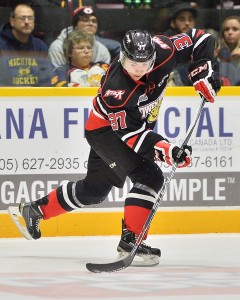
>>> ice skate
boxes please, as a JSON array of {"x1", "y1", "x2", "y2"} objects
[
  {"x1": 117, "y1": 221, "x2": 161, "y2": 266},
  {"x1": 19, "y1": 201, "x2": 44, "y2": 239},
  {"x1": 8, "y1": 198, "x2": 47, "y2": 240}
]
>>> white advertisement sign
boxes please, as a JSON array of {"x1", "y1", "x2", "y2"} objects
[
  {"x1": 0, "y1": 93, "x2": 239, "y2": 209},
  {"x1": 0, "y1": 96, "x2": 91, "y2": 174},
  {"x1": 156, "y1": 96, "x2": 238, "y2": 173}
]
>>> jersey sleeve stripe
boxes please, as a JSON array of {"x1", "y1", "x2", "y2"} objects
[
  {"x1": 96, "y1": 96, "x2": 108, "y2": 115},
  {"x1": 193, "y1": 33, "x2": 211, "y2": 51},
  {"x1": 191, "y1": 28, "x2": 197, "y2": 38},
  {"x1": 92, "y1": 106, "x2": 106, "y2": 120},
  {"x1": 134, "y1": 130, "x2": 151, "y2": 153},
  {"x1": 121, "y1": 123, "x2": 146, "y2": 142}
]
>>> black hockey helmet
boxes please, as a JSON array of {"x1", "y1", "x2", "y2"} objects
[{"x1": 121, "y1": 29, "x2": 155, "y2": 62}]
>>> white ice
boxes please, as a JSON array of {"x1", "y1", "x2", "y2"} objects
[{"x1": 0, "y1": 234, "x2": 240, "y2": 300}]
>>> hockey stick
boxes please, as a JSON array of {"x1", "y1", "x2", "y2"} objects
[{"x1": 86, "y1": 97, "x2": 206, "y2": 273}]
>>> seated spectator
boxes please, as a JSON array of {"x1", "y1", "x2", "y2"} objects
[
  {"x1": 163, "y1": 2, "x2": 198, "y2": 86},
  {"x1": 52, "y1": 31, "x2": 109, "y2": 87},
  {"x1": 71, "y1": 6, "x2": 120, "y2": 61},
  {"x1": 0, "y1": 3, "x2": 52, "y2": 86},
  {"x1": 217, "y1": 15, "x2": 240, "y2": 86},
  {"x1": 49, "y1": 6, "x2": 120, "y2": 67},
  {"x1": 219, "y1": 16, "x2": 240, "y2": 67},
  {"x1": 164, "y1": 2, "x2": 197, "y2": 36}
]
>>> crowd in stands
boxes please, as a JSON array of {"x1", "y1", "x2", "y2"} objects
[{"x1": 0, "y1": 1, "x2": 239, "y2": 87}]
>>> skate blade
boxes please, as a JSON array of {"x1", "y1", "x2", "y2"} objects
[
  {"x1": 7, "y1": 206, "x2": 33, "y2": 240},
  {"x1": 117, "y1": 251, "x2": 159, "y2": 267}
]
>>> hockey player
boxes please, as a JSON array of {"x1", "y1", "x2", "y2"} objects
[{"x1": 13, "y1": 29, "x2": 220, "y2": 265}]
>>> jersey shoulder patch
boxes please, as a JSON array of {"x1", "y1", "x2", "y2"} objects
[
  {"x1": 153, "y1": 36, "x2": 171, "y2": 50},
  {"x1": 103, "y1": 89, "x2": 126, "y2": 101}
]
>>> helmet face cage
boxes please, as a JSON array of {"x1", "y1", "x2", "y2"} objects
[{"x1": 122, "y1": 30, "x2": 156, "y2": 62}]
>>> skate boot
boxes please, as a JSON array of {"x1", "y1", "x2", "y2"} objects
[
  {"x1": 19, "y1": 198, "x2": 47, "y2": 240},
  {"x1": 117, "y1": 220, "x2": 161, "y2": 266}
]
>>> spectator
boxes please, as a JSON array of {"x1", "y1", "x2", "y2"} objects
[
  {"x1": 218, "y1": 16, "x2": 240, "y2": 86},
  {"x1": 52, "y1": 31, "x2": 109, "y2": 87},
  {"x1": 164, "y1": 2, "x2": 198, "y2": 86},
  {"x1": 72, "y1": 6, "x2": 121, "y2": 60},
  {"x1": 0, "y1": 3, "x2": 52, "y2": 86},
  {"x1": 49, "y1": 6, "x2": 120, "y2": 67},
  {"x1": 164, "y1": 2, "x2": 198, "y2": 36},
  {"x1": 219, "y1": 16, "x2": 240, "y2": 67}
]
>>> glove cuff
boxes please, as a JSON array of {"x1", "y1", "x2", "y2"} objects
[
  {"x1": 188, "y1": 59, "x2": 212, "y2": 73},
  {"x1": 188, "y1": 59, "x2": 213, "y2": 81}
]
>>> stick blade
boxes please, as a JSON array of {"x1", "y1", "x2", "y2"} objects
[
  {"x1": 7, "y1": 206, "x2": 33, "y2": 240},
  {"x1": 86, "y1": 254, "x2": 133, "y2": 273}
]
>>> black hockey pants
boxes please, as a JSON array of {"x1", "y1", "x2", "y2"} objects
[{"x1": 75, "y1": 127, "x2": 164, "y2": 206}]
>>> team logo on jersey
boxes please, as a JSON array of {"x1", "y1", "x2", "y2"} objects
[
  {"x1": 148, "y1": 98, "x2": 163, "y2": 123},
  {"x1": 139, "y1": 97, "x2": 162, "y2": 121},
  {"x1": 152, "y1": 37, "x2": 171, "y2": 50},
  {"x1": 137, "y1": 93, "x2": 148, "y2": 105},
  {"x1": 104, "y1": 89, "x2": 125, "y2": 100}
]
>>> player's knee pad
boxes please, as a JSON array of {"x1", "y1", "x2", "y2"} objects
[
  {"x1": 75, "y1": 179, "x2": 111, "y2": 205},
  {"x1": 129, "y1": 159, "x2": 164, "y2": 193}
]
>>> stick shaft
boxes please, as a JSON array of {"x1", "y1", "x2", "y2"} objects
[{"x1": 131, "y1": 97, "x2": 206, "y2": 256}]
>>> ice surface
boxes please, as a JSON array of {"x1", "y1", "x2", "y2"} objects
[{"x1": 0, "y1": 234, "x2": 240, "y2": 299}]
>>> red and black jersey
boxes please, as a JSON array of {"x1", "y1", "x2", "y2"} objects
[{"x1": 85, "y1": 29, "x2": 215, "y2": 154}]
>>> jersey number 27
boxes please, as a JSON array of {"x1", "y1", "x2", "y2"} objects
[{"x1": 108, "y1": 111, "x2": 127, "y2": 130}]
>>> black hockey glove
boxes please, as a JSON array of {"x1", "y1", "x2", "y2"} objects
[
  {"x1": 154, "y1": 140, "x2": 192, "y2": 168},
  {"x1": 188, "y1": 59, "x2": 221, "y2": 103}
]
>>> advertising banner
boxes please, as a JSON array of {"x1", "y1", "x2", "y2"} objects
[{"x1": 0, "y1": 90, "x2": 239, "y2": 210}]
